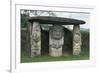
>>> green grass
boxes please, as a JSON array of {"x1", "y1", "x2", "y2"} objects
[
  {"x1": 21, "y1": 48, "x2": 89, "y2": 63},
  {"x1": 21, "y1": 55, "x2": 89, "y2": 63}
]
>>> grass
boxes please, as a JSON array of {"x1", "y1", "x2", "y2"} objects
[{"x1": 21, "y1": 48, "x2": 89, "y2": 63}]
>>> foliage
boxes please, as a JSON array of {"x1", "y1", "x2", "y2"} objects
[
  {"x1": 21, "y1": 14, "x2": 29, "y2": 28},
  {"x1": 81, "y1": 30, "x2": 89, "y2": 49}
]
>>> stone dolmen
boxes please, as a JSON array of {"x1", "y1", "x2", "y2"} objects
[{"x1": 27, "y1": 16, "x2": 85, "y2": 57}]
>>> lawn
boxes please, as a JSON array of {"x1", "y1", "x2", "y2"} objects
[{"x1": 21, "y1": 48, "x2": 89, "y2": 63}]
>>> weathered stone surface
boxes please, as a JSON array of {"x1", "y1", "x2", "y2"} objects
[
  {"x1": 73, "y1": 25, "x2": 81, "y2": 55},
  {"x1": 29, "y1": 16, "x2": 85, "y2": 25},
  {"x1": 31, "y1": 22, "x2": 41, "y2": 57},
  {"x1": 49, "y1": 25, "x2": 64, "y2": 56}
]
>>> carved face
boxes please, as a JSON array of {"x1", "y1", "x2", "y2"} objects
[
  {"x1": 74, "y1": 33, "x2": 80, "y2": 43},
  {"x1": 50, "y1": 25, "x2": 64, "y2": 40}
]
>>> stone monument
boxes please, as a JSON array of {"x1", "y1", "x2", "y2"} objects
[
  {"x1": 73, "y1": 25, "x2": 81, "y2": 55},
  {"x1": 31, "y1": 22, "x2": 41, "y2": 57},
  {"x1": 49, "y1": 25, "x2": 64, "y2": 56},
  {"x1": 28, "y1": 16, "x2": 85, "y2": 57}
]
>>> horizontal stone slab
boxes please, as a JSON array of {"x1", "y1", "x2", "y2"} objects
[{"x1": 28, "y1": 16, "x2": 85, "y2": 25}]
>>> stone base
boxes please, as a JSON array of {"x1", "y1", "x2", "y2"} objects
[
  {"x1": 73, "y1": 48, "x2": 81, "y2": 55},
  {"x1": 49, "y1": 47, "x2": 62, "y2": 57},
  {"x1": 31, "y1": 49, "x2": 41, "y2": 57}
]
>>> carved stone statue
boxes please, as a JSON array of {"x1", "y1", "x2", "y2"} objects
[
  {"x1": 49, "y1": 25, "x2": 64, "y2": 56},
  {"x1": 31, "y1": 22, "x2": 41, "y2": 57},
  {"x1": 73, "y1": 25, "x2": 81, "y2": 55}
]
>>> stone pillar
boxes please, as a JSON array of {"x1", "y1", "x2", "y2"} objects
[
  {"x1": 73, "y1": 25, "x2": 81, "y2": 55},
  {"x1": 49, "y1": 25, "x2": 64, "y2": 56},
  {"x1": 31, "y1": 22, "x2": 41, "y2": 57}
]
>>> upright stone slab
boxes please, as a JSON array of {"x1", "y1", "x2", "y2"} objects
[
  {"x1": 31, "y1": 22, "x2": 41, "y2": 57},
  {"x1": 49, "y1": 25, "x2": 64, "y2": 56},
  {"x1": 73, "y1": 25, "x2": 81, "y2": 55}
]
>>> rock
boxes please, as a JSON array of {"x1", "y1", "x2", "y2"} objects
[
  {"x1": 31, "y1": 22, "x2": 41, "y2": 57},
  {"x1": 73, "y1": 25, "x2": 81, "y2": 55},
  {"x1": 49, "y1": 25, "x2": 64, "y2": 56}
]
